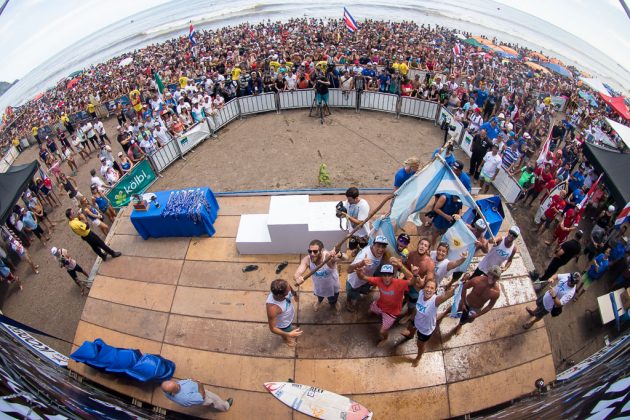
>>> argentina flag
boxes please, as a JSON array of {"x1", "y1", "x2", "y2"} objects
[{"x1": 441, "y1": 219, "x2": 476, "y2": 273}]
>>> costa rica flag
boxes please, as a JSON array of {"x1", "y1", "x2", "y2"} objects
[
  {"x1": 189, "y1": 22, "x2": 197, "y2": 46},
  {"x1": 453, "y1": 43, "x2": 462, "y2": 56},
  {"x1": 343, "y1": 7, "x2": 359, "y2": 33},
  {"x1": 615, "y1": 201, "x2": 630, "y2": 227}
]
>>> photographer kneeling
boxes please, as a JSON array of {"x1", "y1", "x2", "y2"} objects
[{"x1": 337, "y1": 187, "x2": 371, "y2": 259}]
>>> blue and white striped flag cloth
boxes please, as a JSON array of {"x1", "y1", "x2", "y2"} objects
[{"x1": 441, "y1": 218, "x2": 476, "y2": 273}]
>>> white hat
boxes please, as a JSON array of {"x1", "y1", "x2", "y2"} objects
[
  {"x1": 608, "y1": 205, "x2": 616, "y2": 212},
  {"x1": 374, "y1": 235, "x2": 389, "y2": 245},
  {"x1": 506, "y1": 123, "x2": 513, "y2": 130},
  {"x1": 474, "y1": 219, "x2": 487, "y2": 230},
  {"x1": 509, "y1": 226, "x2": 521, "y2": 237},
  {"x1": 380, "y1": 264, "x2": 394, "y2": 274},
  {"x1": 524, "y1": 132, "x2": 531, "y2": 139},
  {"x1": 50, "y1": 247, "x2": 59, "y2": 256},
  {"x1": 498, "y1": 113, "x2": 505, "y2": 119}
]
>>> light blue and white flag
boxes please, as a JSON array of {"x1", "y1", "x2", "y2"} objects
[
  {"x1": 441, "y1": 218, "x2": 476, "y2": 273},
  {"x1": 390, "y1": 156, "x2": 477, "y2": 229}
]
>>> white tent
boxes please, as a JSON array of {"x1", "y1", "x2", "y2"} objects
[
  {"x1": 580, "y1": 77, "x2": 610, "y2": 96},
  {"x1": 606, "y1": 118, "x2": 630, "y2": 149}
]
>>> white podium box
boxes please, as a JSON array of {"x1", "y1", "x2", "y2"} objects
[{"x1": 236, "y1": 195, "x2": 347, "y2": 254}]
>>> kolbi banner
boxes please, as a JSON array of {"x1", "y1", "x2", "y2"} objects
[{"x1": 106, "y1": 159, "x2": 157, "y2": 208}]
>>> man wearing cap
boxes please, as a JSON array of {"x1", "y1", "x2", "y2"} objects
[
  {"x1": 452, "y1": 265, "x2": 502, "y2": 333},
  {"x1": 355, "y1": 260, "x2": 417, "y2": 346},
  {"x1": 468, "y1": 107, "x2": 484, "y2": 132},
  {"x1": 450, "y1": 161, "x2": 471, "y2": 192},
  {"x1": 153, "y1": 124, "x2": 172, "y2": 147},
  {"x1": 479, "y1": 118, "x2": 501, "y2": 141},
  {"x1": 469, "y1": 219, "x2": 491, "y2": 254},
  {"x1": 472, "y1": 226, "x2": 519, "y2": 277},
  {"x1": 394, "y1": 157, "x2": 420, "y2": 191},
  {"x1": 346, "y1": 235, "x2": 388, "y2": 312},
  {"x1": 266, "y1": 279, "x2": 302, "y2": 347},
  {"x1": 51, "y1": 247, "x2": 90, "y2": 295},
  {"x1": 294, "y1": 240, "x2": 341, "y2": 313},
  {"x1": 523, "y1": 272, "x2": 579, "y2": 329},
  {"x1": 469, "y1": 129, "x2": 491, "y2": 180},
  {"x1": 66, "y1": 208, "x2": 121, "y2": 260}
]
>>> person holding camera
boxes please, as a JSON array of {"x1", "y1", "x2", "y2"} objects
[
  {"x1": 339, "y1": 187, "x2": 371, "y2": 258},
  {"x1": 313, "y1": 71, "x2": 331, "y2": 107},
  {"x1": 523, "y1": 272, "x2": 580, "y2": 329},
  {"x1": 51, "y1": 246, "x2": 90, "y2": 295}
]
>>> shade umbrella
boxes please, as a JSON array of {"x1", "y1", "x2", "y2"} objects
[
  {"x1": 524, "y1": 61, "x2": 551, "y2": 75},
  {"x1": 498, "y1": 45, "x2": 519, "y2": 57},
  {"x1": 119, "y1": 57, "x2": 133, "y2": 67},
  {"x1": 66, "y1": 78, "x2": 79, "y2": 90},
  {"x1": 68, "y1": 70, "x2": 83, "y2": 78},
  {"x1": 33, "y1": 92, "x2": 44, "y2": 101},
  {"x1": 529, "y1": 52, "x2": 547, "y2": 61},
  {"x1": 464, "y1": 38, "x2": 482, "y2": 47}
]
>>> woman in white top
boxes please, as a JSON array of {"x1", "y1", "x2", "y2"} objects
[
  {"x1": 265, "y1": 279, "x2": 302, "y2": 347},
  {"x1": 401, "y1": 279, "x2": 455, "y2": 367}
]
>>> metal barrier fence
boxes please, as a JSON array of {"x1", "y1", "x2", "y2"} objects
[
  {"x1": 238, "y1": 92, "x2": 277, "y2": 116},
  {"x1": 328, "y1": 89, "x2": 357, "y2": 109},
  {"x1": 214, "y1": 99, "x2": 240, "y2": 130},
  {"x1": 400, "y1": 97, "x2": 440, "y2": 120},
  {"x1": 278, "y1": 89, "x2": 314, "y2": 109},
  {"x1": 148, "y1": 139, "x2": 180, "y2": 173},
  {"x1": 0, "y1": 146, "x2": 19, "y2": 173},
  {"x1": 359, "y1": 91, "x2": 399, "y2": 114}
]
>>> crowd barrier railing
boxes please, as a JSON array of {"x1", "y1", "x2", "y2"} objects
[
  {"x1": 328, "y1": 89, "x2": 357, "y2": 109},
  {"x1": 0, "y1": 146, "x2": 19, "y2": 173},
  {"x1": 400, "y1": 97, "x2": 440, "y2": 121},
  {"x1": 214, "y1": 99, "x2": 240, "y2": 130},
  {"x1": 148, "y1": 139, "x2": 180, "y2": 173},
  {"x1": 238, "y1": 92, "x2": 277, "y2": 116},
  {"x1": 359, "y1": 91, "x2": 399, "y2": 114},
  {"x1": 278, "y1": 89, "x2": 314, "y2": 110}
]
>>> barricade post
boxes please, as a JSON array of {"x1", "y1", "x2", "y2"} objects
[
  {"x1": 328, "y1": 89, "x2": 357, "y2": 109},
  {"x1": 278, "y1": 90, "x2": 314, "y2": 110}
]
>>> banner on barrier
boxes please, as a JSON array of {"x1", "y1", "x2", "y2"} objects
[
  {"x1": 279, "y1": 89, "x2": 314, "y2": 109},
  {"x1": 492, "y1": 168, "x2": 521, "y2": 203},
  {"x1": 106, "y1": 159, "x2": 156, "y2": 208},
  {"x1": 1, "y1": 323, "x2": 68, "y2": 367},
  {"x1": 177, "y1": 121, "x2": 211, "y2": 155}
]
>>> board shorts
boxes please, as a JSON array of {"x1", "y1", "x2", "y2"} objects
[
  {"x1": 346, "y1": 281, "x2": 372, "y2": 301},
  {"x1": 416, "y1": 330, "x2": 433, "y2": 342},
  {"x1": 280, "y1": 324, "x2": 295, "y2": 333},
  {"x1": 459, "y1": 302, "x2": 479, "y2": 325},
  {"x1": 480, "y1": 171, "x2": 494, "y2": 183},
  {"x1": 532, "y1": 295, "x2": 549, "y2": 318},
  {"x1": 369, "y1": 300, "x2": 397, "y2": 330},
  {"x1": 405, "y1": 288, "x2": 420, "y2": 304},
  {"x1": 315, "y1": 92, "x2": 329, "y2": 104}
]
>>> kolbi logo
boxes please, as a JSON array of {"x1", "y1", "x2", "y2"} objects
[
  {"x1": 123, "y1": 170, "x2": 150, "y2": 194},
  {"x1": 114, "y1": 191, "x2": 127, "y2": 206}
]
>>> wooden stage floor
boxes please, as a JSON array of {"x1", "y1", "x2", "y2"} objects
[{"x1": 69, "y1": 194, "x2": 555, "y2": 419}]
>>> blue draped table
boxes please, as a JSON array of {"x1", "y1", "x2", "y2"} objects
[{"x1": 130, "y1": 188, "x2": 219, "y2": 240}]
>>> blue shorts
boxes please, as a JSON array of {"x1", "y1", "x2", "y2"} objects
[
  {"x1": 280, "y1": 324, "x2": 295, "y2": 333},
  {"x1": 346, "y1": 281, "x2": 372, "y2": 301},
  {"x1": 316, "y1": 92, "x2": 329, "y2": 104}
]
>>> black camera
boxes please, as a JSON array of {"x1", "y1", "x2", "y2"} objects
[
  {"x1": 335, "y1": 201, "x2": 348, "y2": 218},
  {"x1": 440, "y1": 116, "x2": 456, "y2": 131}
]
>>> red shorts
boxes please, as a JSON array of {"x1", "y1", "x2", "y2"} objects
[{"x1": 370, "y1": 300, "x2": 397, "y2": 330}]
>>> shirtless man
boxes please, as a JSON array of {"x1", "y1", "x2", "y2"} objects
[
  {"x1": 400, "y1": 238, "x2": 435, "y2": 323},
  {"x1": 452, "y1": 265, "x2": 502, "y2": 334},
  {"x1": 266, "y1": 279, "x2": 302, "y2": 347},
  {"x1": 294, "y1": 239, "x2": 340, "y2": 312}
]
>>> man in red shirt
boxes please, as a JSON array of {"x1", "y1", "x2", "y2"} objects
[
  {"x1": 523, "y1": 163, "x2": 553, "y2": 207},
  {"x1": 536, "y1": 189, "x2": 566, "y2": 234},
  {"x1": 356, "y1": 259, "x2": 419, "y2": 347}
]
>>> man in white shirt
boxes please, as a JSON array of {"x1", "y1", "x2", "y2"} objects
[
  {"x1": 340, "y1": 186, "x2": 370, "y2": 236},
  {"x1": 479, "y1": 144, "x2": 502, "y2": 194},
  {"x1": 153, "y1": 124, "x2": 172, "y2": 147},
  {"x1": 94, "y1": 120, "x2": 110, "y2": 145},
  {"x1": 99, "y1": 157, "x2": 113, "y2": 177},
  {"x1": 523, "y1": 272, "x2": 580, "y2": 329}
]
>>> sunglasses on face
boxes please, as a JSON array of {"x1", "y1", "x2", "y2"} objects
[{"x1": 307, "y1": 249, "x2": 320, "y2": 254}]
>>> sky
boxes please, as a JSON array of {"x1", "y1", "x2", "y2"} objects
[{"x1": 0, "y1": 0, "x2": 628, "y2": 82}]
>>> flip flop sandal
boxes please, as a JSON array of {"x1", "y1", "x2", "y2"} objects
[
  {"x1": 275, "y1": 261, "x2": 288, "y2": 274},
  {"x1": 242, "y1": 264, "x2": 258, "y2": 272}
]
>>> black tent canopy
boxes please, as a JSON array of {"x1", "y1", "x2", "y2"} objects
[
  {"x1": 0, "y1": 161, "x2": 39, "y2": 224},
  {"x1": 583, "y1": 143, "x2": 630, "y2": 206}
]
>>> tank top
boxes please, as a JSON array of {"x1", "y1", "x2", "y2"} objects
[
  {"x1": 63, "y1": 180, "x2": 77, "y2": 195},
  {"x1": 309, "y1": 255, "x2": 340, "y2": 298},
  {"x1": 477, "y1": 238, "x2": 514, "y2": 274},
  {"x1": 430, "y1": 250, "x2": 450, "y2": 284},
  {"x1": 266, "y1": 292, "x2": 294, "y2": 329},
  {"x1": 413, "y1": 290, "x2": 438, "y2": 336}
]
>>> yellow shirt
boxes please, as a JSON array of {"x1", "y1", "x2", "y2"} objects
[
  {"x1": 392, "y1": 62, "x2": 400, "y2": 72},
  {"x1": 61, "y1": 114, "x2": 69, "y2": 124},
  {"x1": 32, "y1": 127, "x2": 38, "y2": 136},
  {"x1": 399, "y1": 62, "x2": 409, "y2": 76},
  {"x1": 230, "y1": 67, "x2": 241, "y2": 80},
  {"x1": 179, "y1": 76, "x2": 188, "y2": 89},
  {"x1": 69, "y1": 218, "x2": 90, "y2": 237},
  {"x1": 12, "y1": 138, "x2": 19, "y2": 146},
  {"x1": 87, "y1": 103, "x2": 95, "y2": 113}
]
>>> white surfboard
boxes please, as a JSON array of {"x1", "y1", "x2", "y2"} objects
[
  {"x1": 534, "y1": 181, "x2": 567, "y2": 224},
  {"x1": 264, "y1": 382, "x2": 373, "y2": 420}
]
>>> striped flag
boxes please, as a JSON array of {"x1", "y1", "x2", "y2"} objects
[
  {"x1": 615, "y1": 202, "x2": 630, "y2": 227},
  {"x1": 453, "y1": 43, "x2": 462, "y2": 56},
  {"x1": 576, "y1": 173, "x2": 602, "y2": 218},
  {"x1": 188, "y1": 22, "x2": 197, "y2": 46},
  {"x1": 536, "y1": 133, "x2": 552, "y2": 166},
  {"x1": 343, "y1": 7, "x2": 359, "y2": 33}
]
